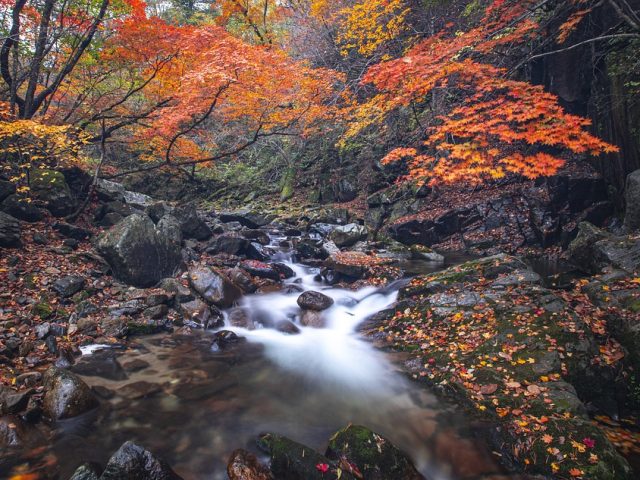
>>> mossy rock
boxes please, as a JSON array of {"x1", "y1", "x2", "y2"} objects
[
  {"x1": 30, "y1": 169, "x2": 76, "y2": 217},
  {"x1": 326, "y1": 425, "x2": 424, "y2": 480},
  {"x1": 258, "y1": 433, "x2": 355, "y2": 480},
  {"x1": 32, "y1": 301, "x2": 54, "y2": 319}
]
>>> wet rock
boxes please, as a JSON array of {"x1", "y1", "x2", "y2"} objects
[
  {"x1": 410, "y1": 245, "x2": 445, "y2": 262},
  {"x1": 624, "y1": 169, "x2": 640, "y2": 232},
  {"x1": 227, "y1": 449, "x2": 272, "y2": 480},
  {"x1": 246, "y1": 242, "x2": 269, "y2": 261},
  {"x1": 173, "y1": 203, "x2": 212, "y2": 240},
  {"x1": 99, "y1": 441, "x2": 183, "y2": 480},
  {"x1": 275, "y1": 320, "x2": 300, "y2": 335},
  {"x1": 144, "y1": 304, "x2": 169, "y2": 320},
  {"x1": 0, "y1": 415, "x2": 45, "y2": 449},
  {"x1": 122, "y1": 359, "x2": 150, "y2": 373},
  {"x1": 53, "y1": 276, "x2": 86, "y2": 297},
  {"x1": 97, "y1": 214, "x2": 182, "y2": 287},
  {"x1": 53, "y1": 221, "x2": 92, "y2": 240},
  {"x1": 71, "y1": 350, "x2": 127, "y2": 381},
  {"x1": 178, "y1": 298, "x2": 223, "y2": 329},
  {"x1": 258, "y1": 433, "x2": 355, "y2": 480},
  {"x1": 229, "y1": 267, "x2": 258, "y2": 294},
  {"x1": 300, "y1": 310, "x2": 325, "y2": 328},
  {"x1": 329, "y1": 223, "x2": 368, "y2": 247},
  {"x1": 0, "y1": 386, "x2": 31, "y2": 414},
  {"x1": 297, "y1": 291, "x2": 334, "y2": 311},
  {"x1": 207, "y1": 234, "x2": 249, "y2": 255},
  {"x1": 188, "y1": 267, "x2": 242, "y2": 308},
  {"x1": 326, "y1": 425, "x2": 424, "y2": 480},
  {"x1": 43, "y1": 367, "x2": 98, "y2": 420},
  {"x1": 295, "y1": 238, "x2": 325, "y2": 259},
  {"x1": 1, "y1": 194, "x2": 45, "y2": 222},
  {"x1": 240, "y1": 260, "x2": 280, "y2": 281},
  {"x1": 568, "y1": 223, "x2": 640, "y2": 274},
  {"x1": 211, "y1": 330, "x2": 246, "y2": 351},
  {"x1": 0, "y1": 212, "x2": 21, "y2": 248},
  {"x1": 272, "y1": 263, "x2": 295, "y2": 279},
  {"x1": 118, "y1": 381, "x2": 162, "y2": 400},
  {"x1": 69, "y1": 464, "x2": 100, "y2": 480},
  {"x1": 228, "y1": 308, "x2": 255, "y2": 330}
]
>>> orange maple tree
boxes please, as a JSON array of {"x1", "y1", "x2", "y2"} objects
[{"x1": 343, "y1": 0, "x2": 620, "y2": 185}]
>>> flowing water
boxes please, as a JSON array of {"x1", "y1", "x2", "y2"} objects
[{"x1": 10, "y1": 234, "x2": 509, "y2": 480}]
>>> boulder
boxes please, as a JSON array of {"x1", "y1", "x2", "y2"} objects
[
  {"x1": 146, "y1": 202, "x2": 172, "y2": 223},
  {"x1": 219, "y1": 210, "x2": 273, "y2": 229},
  {"x1": 246, "y1": 242, "x2": 269, "y2": 261},
  {"x1": 1, "y1": 194, "x2": 44, "y2": 222},
  {"x1": 0, "y1": 178, "x2": 16, "y2": 203},
  {"x1": 157, "y1": 278, "x2": 194, "y2": 304},
  {"x1": 99, "y1": 441, "x2": 183, "y2": 480},
  {"x1": 188, "y1": 267, "x2": 242, "y2": 308},
  {"x1": 242, "y1": 229, "x2": 270, "y2": 245},
  {"x1": 258, "y1": 433, "x2": 355, "y2": 480},
  {"x1": 297, "y1": 291, "x2": 334, "y2": 311},
  {"x1": 156, "y1": 214, "x2": 183, "y2": 247},
  {"x1": 177, "y1": 298, "x2": 223, "y2": 329},
  {"x1": 329, "y1": 223, "x2": 368, "y2": 247},
  {"x1": 240, "y1": 260, "x2": 280, "y2": 281},
  {"x1": 53, "y1": 276, "x2": 86, "y2": 297},
  {"x1": 211, "y1": 330, "x2": 246, "y2": 351},
  {"x1": 326, "y1": 425, "x2": 424, "y2": 480},
  {"x1": 173, "y1": 203, "x2": 212, "y2": 240},
  {"x1": 272, "y1": 262, "x2": 295, "y2": 279},
  {"x1": 53, "y1": 221, "x2": 92, "y2": 240},
  {"x1": 229, "y1": 268, "x2": 257, "y2": 293},
  {"x1": 69, "y1": 464, "x2": 100, "y2": 480},
  {"x1": 0, "y1": 212, "x2": 21, "y2": 247},
  {"x1": 567, "y1": 222, "x2": 608, "y2": 273},
  {"x1": 227, "y1": 449, "x2": 272, "y2": 480},
  {"x1": 624, "y1": 169, "x2": 640, "y2": 232},
  {"x1": 95, "y1": 201, "x2": 135, "y2": 226},
  {"x1": 97, "y1": 214, "x2": 182, "y2": 287},
  {"x1": 30, "y1": 168, "x2": 76, "y2": 217},
  {"x1": 96, "y1": 179, "x2": 153, "y2": 208},
  {"x1": 42, "y1": 367, "x2": 98, "y2": 420},
  {"x1": 207, "y1": 234, "x2": 249, "y2": 255},
  {"x1": 568, "y1": 222, "x2": 640, "y2": 274},
  {"x1": 276, "y1": 320, "x2": 301, "y2": 335}
]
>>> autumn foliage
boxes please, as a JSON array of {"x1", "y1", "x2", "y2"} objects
[
  {"x1": 343, "y1": 0, "x2": 619, "y2": 185},
  {"x1": 0, "y1": 0, "x2": 622, "y2": 187}
]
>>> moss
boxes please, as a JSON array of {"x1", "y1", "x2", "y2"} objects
[
  {"x1": 32, "y1": 301, "x2": 54, "y2": 319},
  {"x1": 326, "y1": 425, "x2": 423, "y2": 480}
]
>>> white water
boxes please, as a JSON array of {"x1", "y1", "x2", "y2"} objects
[{"x1": 228, "y1": 261, "x2": 401, "y2": 394}]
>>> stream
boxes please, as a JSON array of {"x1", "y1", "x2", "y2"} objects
[{"x1": 39, "y1": 233, "x2": 507, "y2": 480}]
